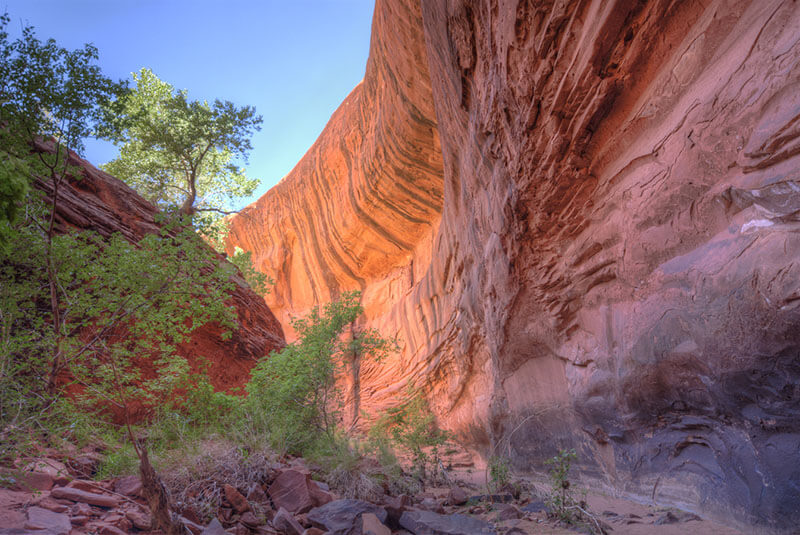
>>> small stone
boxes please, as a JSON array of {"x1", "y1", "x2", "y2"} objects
[
  {"x1": 126, "y1": 507, "x2": 152, "y2": 530},
  {"x1": 273, "y1": 507, "x2": 304, "y2": 535},
  {"x1": 302, "y1": 528, "x2": 325, "y2": 535},
  {"x1": 241, "y1": 511, "x2": 262, "y2": 527},
  {"x1": 493, "y1": 503, "x2": 522, "y2": 521},
  {"x1": 51, "y1": 486, "x2": 120, "y2": 508},
  {"x1": 361, "y1": 512, "x2": 391, "y2": 535},
  {"x1": 247, "y1": 482, "x2": 269, "y2": 503},
  {"x1": 224, "y1": 483, "x2": 251, "y2": 513},
  {"x1": 201, "y1": 517, "x2": 229, "y2": 535},
  {"x1": 446, "y1": 486, "x2": 468, "y2": 506},
  {"x1": 32, "y1": 495, "x2": 70, "y2": 513},
  {"x1": 419, "y1": 497, "x2": 444, "y2": 513},
  {"x1": 25, "y1": 506, "x2": 71, "y2": 535},
  {"x1": 98, "y1": 523, "x2": 129, "y2": 535},
  {"x1": 71, "y1": 502, "x2": 93, "y2": 516},
  {"x1": 71, "y1": 515, "x2": 90, "y2": 526},
  {"x1": 114, "y1": 475, "x2": 143, "y2": 497}
]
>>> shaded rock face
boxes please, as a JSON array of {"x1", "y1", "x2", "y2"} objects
[
  {"x1": 229, "y1": 0, "x2": 800, "y2": 529},
  {"x1": 38, "y1": 149, "x2": 285, "y2": 398}
]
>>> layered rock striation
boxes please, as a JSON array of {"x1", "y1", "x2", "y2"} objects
[
  {"x1": 229, "y1": 0, "x2": 800, "y2": 529},
  {"x1": 38, "y1": 148, "x2": 285, "y2": 396}
]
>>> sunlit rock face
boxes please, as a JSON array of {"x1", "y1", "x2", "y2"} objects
[
  {"x1": 39, "y1": 148, "x2": 285, "y2": 397},
  {"x1": 229, "y1": 0, "x2": 800, "y2": 528}
]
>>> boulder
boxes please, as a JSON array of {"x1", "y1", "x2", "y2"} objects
[
  {"x1": 307, "y1": 499, "x2": 388, "y2": 535},
  {"x1": 361, "y1": 512, "x2": 391, "y2": 535},
  {"x1": 398, "y1": 510, "x2": 494, "y2": 535},
  {"x1": 273, "y1": 507, "x2": 304, "y2": 535},
  {"x1": 445, "y1": 487, "x2": 467, "y2": 506},
  {"x1": 50, "y1": 487, "x2": 119, "y2": 508},
  {"x1": 24, "y1": 506, "x2": 71, "y2": 535},
  {"x1": 268, "y1": 470, "x2": 314, "y2": 514}
]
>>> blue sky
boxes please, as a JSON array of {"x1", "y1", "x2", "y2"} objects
[{"x1": 2, "y1": 0, "x2": 374, "y2": 208}]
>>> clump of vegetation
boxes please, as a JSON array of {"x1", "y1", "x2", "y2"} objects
[
  {"x1": 545, "y1": 448, "x2": 605, "y2": 533},
  {"x1": 368, "y1": 386, "x2": 449, "y2": 484},
  {"x1": 545, "y1": 448, "x2": 579, "y2": 522},
  {"x1": 488, "y1": 454, "x2": 511, "y2": 493},
  {"x1": 245, "y1": 290, "x2": 395, "y2": 457}
]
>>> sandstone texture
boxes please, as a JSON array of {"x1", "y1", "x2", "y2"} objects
[
  {"x1": 228, "y1": 0, "x2": 800, "y2": 530},
  {"x1": 37, "y1": 148, "x2": 285, "y2": 399}
]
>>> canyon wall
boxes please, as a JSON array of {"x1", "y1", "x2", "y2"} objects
[
  {"x1": 39, "y1": 148, "x2": 285, "y2": 396},
  {"x1": 228, "y1": 0, "x2": 800, "y2": 530}
]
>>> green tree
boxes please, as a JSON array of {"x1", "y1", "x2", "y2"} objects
[
  {"x1": 246, "y1": 291, "x2": 395, "y2": 455},
  {"x1": 99, "y1": 68, "x2": 262, "y2": 219},
  {"x1": 0, "y1": 11, "x2": 127, "y2": 392}
]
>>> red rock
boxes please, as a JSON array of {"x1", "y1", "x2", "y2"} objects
[
  {"x1": 493, "y1": 504, "x2": 522, "y2": 521},
  {"x1": 71, "y1": 515, "x2": 90, "y2": 526},
  {"x1": 51, "y1": 486, "x2": 120, "y2": 508},
  {"x1": 307, "y1": 480, "x2": 333, "y2": 508},
  {"x1": 272, "y1": 507, "x2": 304, "y2": 535},
  {"x1": 226, "y1": 0, "x2": 800, "y2": 531},
  {"x1": 240, "y1": 511, "x2": 262, "y2": 527},
  {"x1": 67, "y1": 479, "x2": 106, "y2": 492},
  {"x1": 6, "y1": 471, "x2": 54, "y2": 492},
  {"x1": 24, "y1": 458, "x2": 69, "y2": 478},
  {"x1": 446, "y1": 487, "x2": 468, "y2": 506},
  {"x1": 114, "y1": 475, "x2": 143, "y2": 497},
  {"x1": 361, "y1": 512, "x2": 391, "y2": 535},
  {"x1": 125, "y1": 507, "x2": 151, "y2": 530},
  {"x1": 98, "y1": 523, "x2": 128, "y2": 535},
  {"x1": 200, "y1": 517, "x2": 228, "y2": 535},
  {"x1": 247, "y1": 482, "x2": 269, "y2": 504},
  {"x1": 301, "y1": 529, "x2": 325, "y2": 535},
  {"x1": 268, "y1": 470, "x2": 314, "y2": 514},
  {"x1": 25, "y1": 506, "x2": 71, "y2": 535},
  {"x1": 224, "y1": 483, "x2": 251, "y2": 513},
  {"x1": 32, "y1": 495, "x2": 70, "y2": 513},
  {"x1": 71, "y1": 502, "x2": 94, "y2": 516}
]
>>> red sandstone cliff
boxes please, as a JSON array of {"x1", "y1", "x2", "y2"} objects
[
  {"x1": 38, "y1": 148, "x2": 285, "y2": 396},
  {"x1": 229, "y1": 0, "x2": 800, "y2": 529}
]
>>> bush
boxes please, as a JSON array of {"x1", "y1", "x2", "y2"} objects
[
  {"x1": 245, "y1": 291, "x2": 394, "y2": 456},
  {"x1": 369, "y1": 386, "x2": 448, "y2": 482}
]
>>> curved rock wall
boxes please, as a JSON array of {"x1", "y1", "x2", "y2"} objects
[{"x1": 229, "y1": 0, "x2": 800, "y2": 529}]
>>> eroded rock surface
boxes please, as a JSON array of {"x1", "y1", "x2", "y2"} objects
[{"x1": 229, "y1": 0, "x2": 800, "y2": 529}]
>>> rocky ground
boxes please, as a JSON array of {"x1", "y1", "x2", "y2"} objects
[{"x1": 0, "y1": 447, "x2": 746, "y2": 535}]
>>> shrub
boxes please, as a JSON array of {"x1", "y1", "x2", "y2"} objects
[
  {"x1": 545, "y1": 448, "x2": 580, "y2": 522},
  {"x1": 245, "y1": 291, "x2": 394, "y2": 455},
  {"x1": 369, "y1": 386, "x2": 448, "y2": 482}
]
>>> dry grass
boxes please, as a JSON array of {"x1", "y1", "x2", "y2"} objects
[{"x1": 154, "y1": 437, "x2": 278, "y2": 522}]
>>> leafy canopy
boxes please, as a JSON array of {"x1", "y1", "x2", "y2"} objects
[
  {"x1": 0, "y1": 11, "x2": 126, "y2": 242},
  {"x1": 99, "y1": 68, "x2": 262, "y2": 218}
]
